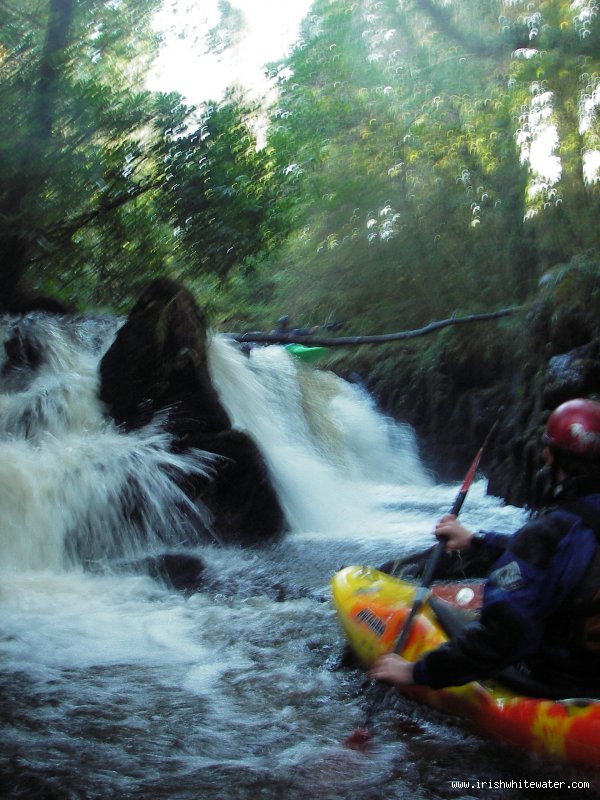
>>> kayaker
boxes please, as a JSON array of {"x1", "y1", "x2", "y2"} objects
[
  {"x1": 370, "y1": 398, "x2": 600, "y2": 697},
  {"x1": 272, "y1": 315, "x2": 291, "y2": 334},
  {"x1": 271, "y1": 314, "x2": 319, "y2": 337}
]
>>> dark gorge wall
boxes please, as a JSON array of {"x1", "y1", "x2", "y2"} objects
[{"x1": 332, "y1": 257, "x2": 600, "y2": 509}]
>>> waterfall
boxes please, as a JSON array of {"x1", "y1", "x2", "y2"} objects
[
  {"x1": 0, "y1": 313, "x2": 430, "y2": 572},
  {"x1": 208, "y1": 339, "x2": 430, "y2": 533}
]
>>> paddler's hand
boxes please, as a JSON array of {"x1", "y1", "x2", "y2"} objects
[
  {"x1": 369, "y1": 654, "x2": 415, "y2": 686},
  {"x1": 435, "y1": 514, "x2": 474, "y2": 551}
]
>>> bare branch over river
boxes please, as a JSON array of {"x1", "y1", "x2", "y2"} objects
[{"x1": 229, "y1": 307, "x2": 521, "y2": 347}]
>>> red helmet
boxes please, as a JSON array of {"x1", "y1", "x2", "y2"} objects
[{"x1": 544, "y1": 399, "x2": 600, "y2": 459}]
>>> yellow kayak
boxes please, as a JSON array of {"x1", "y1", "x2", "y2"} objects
[{"x1": 332, "y1": 565, "x2": 600, "y2": 768}]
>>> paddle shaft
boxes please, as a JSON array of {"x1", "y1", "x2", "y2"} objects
[
  {"x1": 343, "y1": 422, "x2": 499, "y2": 746},
  {"x1": 392, "y1": 419, "x2": 498, "y2": 655}
]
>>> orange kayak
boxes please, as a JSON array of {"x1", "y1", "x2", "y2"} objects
[{"x1": 331, "y1": 565, "x2": 600, "y2": 768}]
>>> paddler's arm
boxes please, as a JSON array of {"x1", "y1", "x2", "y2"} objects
[
  {"x1": 435, "y1": 514, "x2": 510, "y2": 559},
  {"x1": 369, "y1": 591, "x2": 529, "y2": 689},
  {"x1": 368, "y1": 598, "x2": 526, "y2": 688},
  {"x1": 369, "y1": 653, "x2": 415, "y2": 684},
  {"x1": 368, "y1": 516, "x2": 521, "y2": 689},
  {"x1": 372, "y1": 513, "x2": 581, "y2": 690}
]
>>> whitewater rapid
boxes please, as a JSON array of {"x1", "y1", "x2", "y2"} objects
[{"x1": 3, "y1": 312, "x2": 592, "y2": 800}]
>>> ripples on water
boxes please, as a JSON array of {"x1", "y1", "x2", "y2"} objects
[{"x1": 1, "y1": 314, "x2": 599, "y2": 799}]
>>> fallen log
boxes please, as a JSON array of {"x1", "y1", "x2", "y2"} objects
[{"x1": 227, "y1": 306, "x2": 521, "y2": 347}]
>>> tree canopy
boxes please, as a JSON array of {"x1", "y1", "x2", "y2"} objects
[
  {"x1": 0, "y1": 0, "x2": 598, "y2": 328},
  {"x1": 0, "y1": 0, "x2": 282, "y2": 312},
  {"x1": 251, "y1": 0, "x2": 600, "y2": 332}
]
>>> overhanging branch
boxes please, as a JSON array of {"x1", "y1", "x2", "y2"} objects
[
  {"x1": 45, "y1": 180, "x2": 160, "y2": 244},
  {"x1": 229, "y1": 307, "x2": 521, "y2": 347}
]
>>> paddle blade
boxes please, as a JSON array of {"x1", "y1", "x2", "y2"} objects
[{"x1": 342, "y1": 726, "x2": 372, "y2": 749}]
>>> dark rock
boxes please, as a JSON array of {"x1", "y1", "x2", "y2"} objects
[
  {"x1": 179, "y1": 428, "x2": 287, "y2": 546},
  {"x1": 143, "y1": 552, "x2": 206, "y2": 592},
  {"x1": 543, "y1": 342, "x2": 600, "y2": 408},
  {"x1": 2, "y1": 320, "x2": 45, "y2": 375},
  {"x1": 99, "y1": 278, "x2": 286, "y2": 545},
  {"x1": 99, "y1": 278, "x2": 231, "y2": 434},
  {"x1": 8, "y1": 294, "x2": 73, "y2": 315},
  {"x1": 344, "y1": 292, "x2": 600, "y2": 511}
]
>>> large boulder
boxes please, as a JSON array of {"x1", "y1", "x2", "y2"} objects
[
  {"x1": 99, "y1": 278, "x2": 230, "y2": 433},
  {"x1": 99, "y1": 278, "x2": 286, "y2": 545}
]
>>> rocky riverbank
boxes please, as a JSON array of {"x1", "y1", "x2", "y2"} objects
[{"x1": 329, "y1": 253, "x2": 600, "y2": 509}]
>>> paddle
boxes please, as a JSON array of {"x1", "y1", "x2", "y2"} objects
[{"x1": 343, "y1": 421, "x2": 498, "y2": 749}]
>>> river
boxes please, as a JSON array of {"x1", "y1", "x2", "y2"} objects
[{"x1": 1, "y1": 313, "x2": 599, "y2": 800}]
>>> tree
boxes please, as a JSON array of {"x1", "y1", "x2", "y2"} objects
[
  {"x1": 408, "y1": 0, "x2": 600, "y2": 246},
  {"x1": 0, "y1": 1, "x2": 292, "y2": 312},
  {"x1": 251, "y1": 0, "x2": 599, "y2": 333},
  {"x1": 0, "y1": 0, "x2": 76, "y2": 304},
  {"x1": 157, "y1": 92, "x2": 287, "y2": 283},
  {"x1": 0, "y1": 0, "x2": 169, "y2": 310},
  {"x1": 2, "y1": 0, "x2": 597, "y2": 324}
]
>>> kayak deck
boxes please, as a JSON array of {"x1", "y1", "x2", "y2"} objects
[{"x1": 331, "y1": 565, "x2": 600, "y2": 767}]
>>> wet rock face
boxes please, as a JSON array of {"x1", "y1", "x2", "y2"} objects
[
  {"x1": 363, "y1": 300, "x2": 600, "y2": 511},
  {"x1": 543, "y1": 342, "x2": 600, "y2": 409},
  {"x1": 99, "y1": 278, "x2": 286, "y2": 545},
  {"x1": 99, "y1": 277, "x2": 231, "y2": 434},
  {"x1": 143, "y1": 552, "x2": 206, "y2": 593},
  {"x1": 484, "y1": 339, "x2": 600, "y2": 509}
]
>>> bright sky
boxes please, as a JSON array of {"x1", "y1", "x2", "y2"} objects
[{"x1": 150, "y1": 0, "x2": 313, "y2": 105}]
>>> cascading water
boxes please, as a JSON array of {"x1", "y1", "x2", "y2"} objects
[
  {"x1": 1, "y1": 314, "x2": 595, "y2": 800},
  {"x1": 208, "y1": 339, "x2": 429, "y2": 535},
  {"x1": 0, "y1": 314, "x2": 217, "y2": 570}
]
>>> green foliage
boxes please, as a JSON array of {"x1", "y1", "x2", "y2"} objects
[
  {"x1": 0, "y1": 0, "x2": 599, "y2": 333},
  {"x1": 205, "y1": 0, "x2": 247, "y2": 56},
  {"x1": 537, "y1": 252, "x2": 600, "y2": 350},
  {"x1": 0, "y1": 0, "x2": 166, "y2": 308},
  {"x1": 246, "y1": 0, "x2": 600, "y2": 338},
  {"x1": 157, "y1": 92, "x2": 288, "y2": 284},
  {"x1": 0, "y1": 1, "x2": 286, "y2": 312},
  {"x1": 259, "y1": 0, "x2": 520, "y2": 330}
]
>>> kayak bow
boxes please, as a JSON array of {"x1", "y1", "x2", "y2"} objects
[{"x1": 284, "y1": 343, "x2": 328, "y2": 363}]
